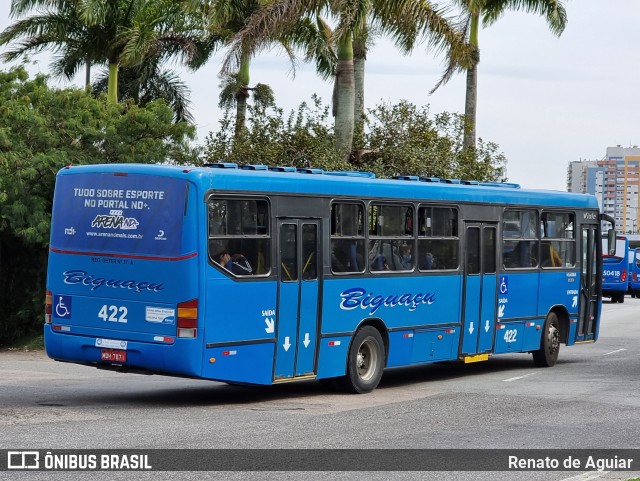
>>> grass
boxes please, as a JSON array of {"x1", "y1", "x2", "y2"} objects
[{"x1": 5, "y1": 332, "x2": 45, "y2": 351}]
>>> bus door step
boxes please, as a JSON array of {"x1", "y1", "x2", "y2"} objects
[{"x1": 462, "y1": 354, "x2": 489, "y2": 363}]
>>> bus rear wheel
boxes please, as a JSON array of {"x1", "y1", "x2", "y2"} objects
[
  {"x1": 533, "y1": 313, "x2": 560, "y2": 367},
  {"x1": 337, "y1": 326, "x2": 385, "y2": 394}
]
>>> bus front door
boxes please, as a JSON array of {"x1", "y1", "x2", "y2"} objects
[
  {"x1": 461, "y1": 223, "x2": 497, "y2": 356},
  {"x1": 577, "y1": 225, "x2": 599, "y2": 341},
  {"x1": 275, "y1": 219, "x2": 321, "y2": 380}
]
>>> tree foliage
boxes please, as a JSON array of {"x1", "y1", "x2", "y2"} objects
[
  {"x1": 204, "y1": 94, "x2": 349, "y2": 170},
  {"x1": 361, "y1": 101, "x2": 506, "y2": 181},
  {"x1": 0, "y1": 67, "x2": 197, "y2": 346},
  {"x1": 224, "y1": 0, "x2": 473, "y2": 156},
  {"x1": 203, "y1": 95, "x2": 506, "y2": 182},
  {"x1": 1, "y1": 0, "x2": 202, "y2": 106}
]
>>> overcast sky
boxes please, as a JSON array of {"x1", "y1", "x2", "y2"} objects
[{"x1": 1, "y1": 0, "x2": 637, "y2": 192}]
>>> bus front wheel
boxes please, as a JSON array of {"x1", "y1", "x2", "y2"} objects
[
  {"x1": 337, "y1": 326, "x2": 385, "y2": 394},
  {"x1": 532, "y1": 313, "x2": 560, "y2": 368}
]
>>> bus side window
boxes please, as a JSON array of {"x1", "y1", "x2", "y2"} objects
[
  {"x1": 540, "y1": 211, "x2": 575, "y2": 268},
  {"x1": 369, "y1": 204, "x2": 414, "y2": 273},
  {"x1": 417, "y1": 206, "x2": 459, "y2": 271},
  {"x1": 330, "y1": 203, "x2": 365, "y2": 274},
  {"x1": 502, "y1": 210, "x2": 538, "y2": 269},
  {"x1": 208, "y1": 198, "x2": 271, "y2": 276}
]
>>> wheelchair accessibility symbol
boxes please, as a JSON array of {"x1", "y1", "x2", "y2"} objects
[
  {"x1": 499, "y1": 276, "x2": 508, "y2": 295},
  {"x1": 53, "y1": 295, "x2": 72, "y2": 319}
]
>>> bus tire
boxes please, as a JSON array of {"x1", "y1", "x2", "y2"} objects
[
  {"x1": 337, "y1": 326, "x2": 385, "y2": 394},
  {"x1": 532, "y1": 313, "x2": 560, "y2": 368}
]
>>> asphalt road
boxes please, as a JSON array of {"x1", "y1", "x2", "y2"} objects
[{"x1": 1, "y1": 299, "x2": 639, "y2": 481}]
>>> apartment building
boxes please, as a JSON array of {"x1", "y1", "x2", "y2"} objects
[{"x1": 567, "y1": 147, "x2": 640, "y2": 234}]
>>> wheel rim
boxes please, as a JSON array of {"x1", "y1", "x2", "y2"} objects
[
  {"x1": 547, "y1": 324, "x2": 560, "y2": 356},
  {"x1": 356, "y1": 338, "x2": 379, "y2": 382}
]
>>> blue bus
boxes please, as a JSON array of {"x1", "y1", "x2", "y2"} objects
[
  {"x1": 601, "y1": 236, "x2": 628, "y2": 303},
  {"x1": 629, "y1": 248, "x2": 640, "y2": 298},
  {"x1": 45, "y1": 164, "x2": 612, "y2": 393}
]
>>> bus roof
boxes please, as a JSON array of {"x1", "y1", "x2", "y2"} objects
[{"x1": 57, "y1": 163, "x2": 599, "y2": 209}]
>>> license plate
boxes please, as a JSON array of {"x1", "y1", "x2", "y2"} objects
[{"x1": 101, "y1": 349, "x2": 127, "y2": 363}]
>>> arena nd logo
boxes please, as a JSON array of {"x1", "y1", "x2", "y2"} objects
[{"x1": 91, "y1": 212, "x2": 139, "y2": 230}]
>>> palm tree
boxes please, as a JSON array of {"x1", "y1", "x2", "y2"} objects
[
  {"x1": 437, "y1": 0, "x2": 567, "y2": 150},
  {"x1": 1, "y1": 0, "x2": 201, "y2": 104},
  {"x1": 82, "y1": 0, "x2": 201, "y2": 103},
  {"x1": 351, "y1": 2, "x2": 472, "y2": 149},
  {"x1": 0, "y1": 0, "x2": 102, "y2": 88},
  {"x1": 225, "y1": 0, "x2": 471, "y2": 157},
  {"x1": 92, "y1": 59, "x2": 195, "y2": 123},
  {"x1": 186, "y1": 1, "x2": 334, "y2": 140},
  {"x1": 196, "y1": 0, "x2": 278, "y2": 139}
]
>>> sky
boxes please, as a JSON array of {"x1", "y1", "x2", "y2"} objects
[{"x1": 1, "y1": 0, "x2": 638, "y2": 192}]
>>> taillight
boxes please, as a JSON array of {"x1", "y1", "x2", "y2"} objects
[
  {"x1": 621, "y1": 269, "x2": 627, "y2": 282},
  {"x1": 177, "y1": 299, "x2": 198, "y2": 338},
  {"x1": 45, "y1": 290, "x2": 52, "y2": 324}
]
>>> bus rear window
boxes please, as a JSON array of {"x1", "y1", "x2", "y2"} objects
[
  {"x1": 601, "y1": 238, "x2": 627, "y2": 260},
  {"x1": 50, "y1": 172, "x2": 187, "y2": 257}
]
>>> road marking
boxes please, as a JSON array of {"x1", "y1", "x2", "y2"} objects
[
  {"x1": 560, "y1": 471, "x2": 610, "y2": 481},
  {"x1": 503, "y1": 372, "x2": 539, "y2": 382},
  {"x1": 602, "y1": 348, "x2": 626, "y2": 356}
]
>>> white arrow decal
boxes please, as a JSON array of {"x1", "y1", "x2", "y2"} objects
[
  {"x1": 498, "y1": 305, "x2": 506, "y2": 318},
  {"x1": 484, "y1": 319, "x2": 490, "y2": 332},
  {"x1": 303, "y1": 333, "x2": 311, "y2": 348},
  {"x1": 572, "y1": 296, "x2": 578, "y2": 308},
  {"x1": 264, "y1": 317, "x2": 275, "y2": 334},
  {"x1": 283, "y1": 336, "x2": 291, "y2": 352},
  {"x1": 468, "y1": 322, "x2": 474, "y2": 335}
]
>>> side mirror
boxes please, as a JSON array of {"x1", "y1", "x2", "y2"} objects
[
  {"x1": 607, "y1": 228, "x2": 616, "y2": 255},
  {"x1": 599, "y1": 213, "x2": 616, "y2": 255}
]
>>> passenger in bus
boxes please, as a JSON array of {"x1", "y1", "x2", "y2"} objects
[
  {"x1": 382, "y1": 242, "x2": 404, "y2": 270},
  {"x1": 368, "y1": 240, "x2": 389, "y2": 271},
  {"x1": 230, "y1": 253, "x2": 253, "y2": 275},
  {"x1": 217, "y1": 250, "x2": 253, "y2": 275},
  {"x1": 419, "y1": 252, "x2": 434, "y2": 270},
  {"x1": 218, "y1": 250, "x2": 232, "y2": 270},
  {"x1": 400, "y1": 243, "x2": 413, "y2": 270},
  {"x1": 371, "y1": 254, "x2": 389, "y2": 271}
]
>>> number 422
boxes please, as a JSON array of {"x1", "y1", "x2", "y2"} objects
[{"x1": 98, "y1": 305, "x2": 128, "y2": 323}]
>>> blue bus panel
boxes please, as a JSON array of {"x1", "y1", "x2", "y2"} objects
[
  {"x1": 602, "y1": 236, "x2": 628, "y2": 303},
  {"x1": 629, "y1": 248, "x2": 640, "y2": 297}
]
